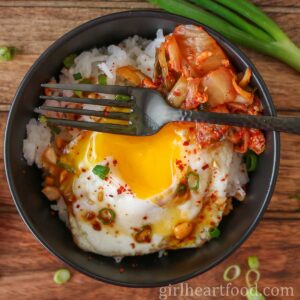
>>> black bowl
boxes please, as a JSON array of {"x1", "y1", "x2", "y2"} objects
[{"x1": 4, "y1": 10, "x2": 280, "y2": 287}]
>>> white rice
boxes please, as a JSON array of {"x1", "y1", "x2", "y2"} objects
[{"x1": 23, "y1": 119, "x2": 51, "y2": 168}]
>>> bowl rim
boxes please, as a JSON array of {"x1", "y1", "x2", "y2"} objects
[{"x1": 4, "y1": 9, "x2": 280, "y2": 287}]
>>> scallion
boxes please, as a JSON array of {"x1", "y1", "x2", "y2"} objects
[
  {"x1": 74, "y1": 90, "x2": 83, "y2": 98},
  {"x1": 0, "y1": 46, "x2": 16, "y2": 62},
  {"x1": 186, "y1": 171, "x2": 200, "y2": 191},
  {"x1": 148, "y1": 0, "x2": 300, "y2": 72},
  {"x1": 53, "y1": 268, "x2": 71, "y2": 284},
  {"x1": 98, "y1": 74, "x2": 107, "y2": 85},
  {"x1": 98, "y1": 208, "x2": 116, "y2": 224},
  {"x1": 209, "y1": 227, "x2": 221, "y2": 239},
  {"x1": 115, "y1": 94, "x2": 131, "y2": 101},
  {"x1": 38, "y1": 115, "x2": 47, "y2": 124},
  {"x1": 57, "y1": 161, "x2": 74, "y2": 173},
  {"x1": 92, "y1": 165, "x2": 110, "y2": 179},
  {"x1": 176, "y1": 182, "x2": 188, "y2": 196},
  {"x1": 223, "y1": 264, "x2": 241, "y2": 282},
  {"x1": 63, "y1": 54, "x2": 76, "y2": 69},
  {"x1": 248, "y1": 255, "x2": 260, "y2": 270},
  {"x1": 73, "y1": 72, "x2": 82, "y2": 80},
  {"x1": 246, "y1": 287, "x2": 265, "y2": 300},
  {"x1": 245, "y1": 150, "x2": 258, "y2": 172},
  {"x1": 245, "y1": 269, "x2": 261, "y2": 288}
]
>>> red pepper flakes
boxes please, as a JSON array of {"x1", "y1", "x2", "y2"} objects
[
  {"x1": 130, "y1": 243, "x2": 136, "y2": 249},
  {"x1": 81, "y1": 168, "x2": 86, "y2": 173},
  {"x1": 210, "y1": 221, "x2": 216, "y2": 226},
  {"x1": 183, "y1": 140, "x2": 190, "y2": 146},
  {"x1": 117, "y1": 185, "x2": 126, "y2": 195},
  {"x1": 143, "y1": 216, "x2": 148, "y2": 220},
  {"x1": 119, "y1": 268, "x2": 125, "y2": 273},
  {"x1": 76, "y1": 204, "x2": 80, "y2": 208},
  {"x1": 113, "y1": 159, "x2": 118, "y2": 166},
  {"x1": 92, "y1": 221, "x2": 101, "y2": 231},
  {"x1": 202, "y1": 164, "x2": 209, "y2": 170},
  {"x1": 176, "y1": 159, "x2": 185, "y2": 171},
  {"x1": 173, "y1": 90, "x2": 181, "y2": 96}
]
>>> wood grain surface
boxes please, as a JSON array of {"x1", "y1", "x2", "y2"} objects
[{"x1": 0, "y1": 1, "x2": 299, "y2": 299}]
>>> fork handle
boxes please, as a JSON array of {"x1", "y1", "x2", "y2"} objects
[{"x1": 178, "y1": 110, "x2": 300, "y2": 134}]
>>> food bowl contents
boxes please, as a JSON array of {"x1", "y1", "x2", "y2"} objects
[{"x1": 23, "y1": 25, "x2": 265, "y2": 258}]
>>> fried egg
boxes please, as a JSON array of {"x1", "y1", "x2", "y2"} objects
[{"x1": 59, "y1": 123, "x2": 247, "y2": 256}]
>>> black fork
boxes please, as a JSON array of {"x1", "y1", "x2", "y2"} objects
[{"x1": 39, "y1": 83, "x2": 300, "y2": 135}]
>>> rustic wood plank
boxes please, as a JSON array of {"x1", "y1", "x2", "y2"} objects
[
  {"x1": 0, "y1": 0, "x2": 299, "y2": 9},
  {"x1": 0, "y1": 6, "x2": 300, "y2": 109},
  {"x1": 0, "y1": 214, "x2": 299, "y2": 299}
]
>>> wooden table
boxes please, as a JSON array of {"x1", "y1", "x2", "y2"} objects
[{"x1": 0, "y1": 1, "x2": 299, "y2": 299}]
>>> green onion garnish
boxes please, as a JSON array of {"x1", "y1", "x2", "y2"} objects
[
  {"x1": 50, "y1": 125, "x2": 61, "y2": 135},
  {"x1": 98, "y1": 74, "x2": 107, "y2": 85},
  {"x1": 223, "y1": 264, "x2": 241, "y2": 282},
  {"x1": 98, "y1": 208, "x2": 116, "y2": 224},
  {"x1": 248, "y1": 255, "x2": 260, "y2": 270},
  {"x1": 38, "y1": 115, "x2": 47, "y2": 124},
  {"x1": 245, "y1": 150, "x2": 258, "y2": 172},
  {"x1": 92, "y1": 165, "x2": 110, "y2": 179},
  {"x1": 74, "y1": 90, "x2": 83, "y2": 98},
  {"x1": 176, "y1": 183, "x2": 188, "y2": 196},
  {"x1": 245, "y1": 269, "x2": 261, "y2": 288},
  {"x1": 148, "y1": 0, "x2": 300, "y2": 72},
  {"x1": 53, "y1": 268, "x2": 71, "y2": 285},
  {"x1": 73, "y1": 72, "x2": 82, "y2": 80},
  {"x1": 115, "y1": 94, "x2": 131, "y2": 101},
  {"x1": 74, "y1": 78, "x2": 91, "y2": 96},
  {"x1": 57, "y1": 161, "x2": 74, "y2": 173},
  {"x1": 63, "y1": 54, "x2": 76, "y2": 69},
  {"x1": 209, "y1": 227, "x2": 221, "y2": 239},
  {"x1": 0, "y1": 46, "x2": 16, "y2": 62},
  {"x1": 186, "y1": 171, "x2": 200, "y2": 190},
  {"x1": 246, "y1": 287, "x2": 265, "y2": 300},
  {"x1": 79, "y1": 78, "x2": 91, "y2": 84}
]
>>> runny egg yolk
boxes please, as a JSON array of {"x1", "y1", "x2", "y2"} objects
[{"x1": 62, "y1": 123, "x2": 192, "y2": 199}]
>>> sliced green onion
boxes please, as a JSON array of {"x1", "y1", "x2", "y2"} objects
[
  {"x1": 246, "y1": 287, "x2": 265, "y2": 300},
  {"x1": 186, "y1": 171, "x2": 200, "y2": 191},
  {"x1": 57, "y1": 161, "x2": 74, "y2": 173},
  {"x1": 63, "y1": 54, "x2": 76, "y2": 69},
  {"x1": 50, "y1": 125, "x2": 61, "y2": 135},
  {"x1": 79, "y1": 78, "x2": 91, "y2": 84},
  {"x1": 209, "y1": 227, "x2": 221, "y2": 239},
  {"x1": 176, "y1": 183, "x2": 188, "y2": 196},
  {"x1": 115, "y1": 94, "x2": 131, "y2": 101},
  {"x1": 245, "y1": 269, "x2": 261, "y2": 288},
  {"x1": 98, "y1": 74, "x2": 107, "y2": 85},
  {"x1": 73, "y1": 72, "x2": 82, "y2": 80},
  {"x1": 92, "y1": 165, "x2": 110, "y2": 179},
  {"x1": 245, "y1": 150, "x2": 258, "y2": 172},
  {"x1": 74, "y1": 90, "x2": 83, "y2": 98},
  {"x1": 0, "y1": 46, "x2": 16, "y2": 62},
  {"x1": 38, "y1": 115, "x2": 47, "y2": 124},
  {"x1": 53, "y1": 268, "x2": 71, "y2": 284},
  {"x1": 248, "y1": 255, "x2": 260, "y2": 270},
  {"x1": 98, "y1": 208, "x2": 116, "y2": 224},
  {"x1": 223, "y1": 264, "x2": 241, "y2": 282},
  {"x1": 74, "y1": 78, "x2": 91, "y2": 96}
]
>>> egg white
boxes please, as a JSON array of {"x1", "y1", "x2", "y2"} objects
[{"x1": 68, "y1": 140, "x2": 247, "y2": 256}]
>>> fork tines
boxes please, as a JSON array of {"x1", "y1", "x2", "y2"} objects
[{"x1": 38, "y1": 83, "x2": 136, "y2": 134}]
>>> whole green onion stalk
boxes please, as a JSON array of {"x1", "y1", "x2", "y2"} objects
[{"x1": 148, "y1": 0, "x2": 300, "y2": 72}]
